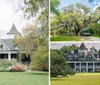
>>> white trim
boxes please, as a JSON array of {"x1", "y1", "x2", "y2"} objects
[
  {"x1": 67, "y1": 61, "x2": 100, "y2": 63},
  {"x1": 8, "y1": 53, "x2": 11, "y2": 61},
  {"x1": 0, "y1": 50, "x2": 18, "y2": 54},
  {"x1": 0, "y1": 39, "x2": 10, "y2": 50}
]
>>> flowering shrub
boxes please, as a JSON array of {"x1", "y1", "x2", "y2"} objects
[
  {"x1": 8, "y1": 64, "x2": 26, "y2": 72},
  {"x1": 0, "y1": 64, "x2": 27, "y2": 72},
  {"x1": 0, "y1": 60, "x2": 27, "y2": 72},
  {"x1": 41, "y1": 64, "x2": 48, "y2": 71}
]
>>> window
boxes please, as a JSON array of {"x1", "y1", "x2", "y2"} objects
[
  {"x1": 0, "y1": 44, "x2": 3, "y2": 49},
  {"x1": 87, "y1": 56, "x2": 92, "y2": 60}
]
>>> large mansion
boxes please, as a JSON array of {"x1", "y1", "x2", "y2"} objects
[
  {"x1": 65, "y1": 43, "x2": 100, "y2": 72},
  {"x1": 0, "y1": 24, "x2": 30, "y2": 63}
]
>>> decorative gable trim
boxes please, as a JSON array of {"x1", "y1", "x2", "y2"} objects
[{"x1": 83, "y1": 52, "x2": 97, "y2": 60}]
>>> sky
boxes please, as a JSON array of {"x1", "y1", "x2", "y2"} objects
[
  {"x1": 50, "y1": 42, "x2": 100, "y2": 50},
  {"x1": 58, "y1": 0, "x2": 100, "y2": 10},
  {"x1": 0, "y1": 0, "x2": 33, "y2": 38}
]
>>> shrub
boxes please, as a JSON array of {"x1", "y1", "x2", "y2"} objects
[
  {"x1": 8, "y1": 64, "x2": 26, "y2": 72},
  {"x1": 0, "y1": 59, "x2": 26, "y2": 72},
  {"x1": 30, "y1": 46, "x2": 49, "y2": 71},
  {"x1": 0, "y1": 60, "x2": 12, "y2": 72},
  {"x1": 50, "y1": 50, "x2": 75, "y2": 78},
  {"x1": 41, "y1": 64, "x2": 48, "y2": 71}
]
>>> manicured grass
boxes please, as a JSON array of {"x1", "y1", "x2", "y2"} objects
[
  {"x1": 0, "y1": 72, "x2": 48, "y2": 85},
  {"x1": 50, "y1": 35, "x2": 89, "y2": 41},
  {"x1": 51, "y1": 73, "x2": 100, "y2": 85},
  {"x1": 51, "y1": 35, "x2": 81, "y2": 41}
]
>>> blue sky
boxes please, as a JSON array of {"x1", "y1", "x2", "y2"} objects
[{"x1": 58, "y1": 0, "x2": 95, "y2": 10}]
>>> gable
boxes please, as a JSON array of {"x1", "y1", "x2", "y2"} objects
[
  {"x1": 0, "y1": 39, "x2": 9, "y2": 50},
  {"x1": 0, "y1": 39, "x2": 18, "y2": 51},
  {"x1": 84, "y1": 52, "x2": 97, "y2": 61},
  {"x1": 1, "y1": 39, "x2": 17, "y2": 51}
]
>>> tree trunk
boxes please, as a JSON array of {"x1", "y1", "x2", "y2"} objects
[{"x1": 74, "y1": 27, "x2": 80, "y2": 35}]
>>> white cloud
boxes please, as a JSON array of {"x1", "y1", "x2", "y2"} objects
[
  {"x1": 93, "y1": 0, "x2": 100, "y2": 10},
  {"x1": 93, "y1": 5, "x2": 100, "y2": 10}
]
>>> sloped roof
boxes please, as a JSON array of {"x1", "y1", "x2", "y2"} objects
[
  {"x1": 90, "y1": 47, "x2": 98, "y2": 53},
  {"x1": 83, "y1": 52, "x2": 97, "y2": 61},
  {"x1": 1, "y1": 39, "x2": 17, "y2": 51},
  {"x1": 79, "y1": 43, "x2": 87, "y2": 50},
  {"x1": 7, "y1": 24, "x2": 21, "y2": 35}
]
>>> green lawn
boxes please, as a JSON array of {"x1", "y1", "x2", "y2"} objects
[
  {"x1": 51, "y1": 73, "x2": 100, "y2": 85},
  {"x1": 0, "y1": 72, "x2": 48, "y2": 85},
  {"x1": 50, "y1": 35, "x2": 89, "y2": 41}
]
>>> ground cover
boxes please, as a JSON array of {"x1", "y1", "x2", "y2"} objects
[{"x1": 50, "y1": 35, "x2": 90, "y2": 41}]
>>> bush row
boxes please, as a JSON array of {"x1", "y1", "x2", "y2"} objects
[{"x1": 0, "y1": 60, "x2": 27, "y2": 72}]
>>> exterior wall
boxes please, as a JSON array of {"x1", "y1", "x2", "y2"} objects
[
  {"x1": 78, "y1": 49, "x2": 87, "y2": 57},
  {"x1": 6, "y1": 35, "x2": 15, "y2": 39}
]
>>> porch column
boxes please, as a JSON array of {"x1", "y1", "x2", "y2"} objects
[
  {"x1": 74, "y1": 62, "x2": 76, "y2": 71},
  {"x1": 8, "y1": 53, "x2": 11, "y2": 61},
  {"x1": 93, "y1": 62, "x2": 95, "y2": 72},
  {"x1": 80, "y1": 62, "x2": 81, "y2": 72},
  {"x1": 86, "y1": 62, "x2": 88, "y2": 72}
]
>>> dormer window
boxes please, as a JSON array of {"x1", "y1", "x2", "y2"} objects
[
  {"x1": 0, "y1": 44, "x2": 3, "y2": 49},
  {"x1": 87, "y1": 56, "x2": 92, "y2": 60}
]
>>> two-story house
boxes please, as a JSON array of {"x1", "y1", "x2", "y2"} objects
[{"x1": 65, "y1": 43, "x2": 100, "y2": 72}]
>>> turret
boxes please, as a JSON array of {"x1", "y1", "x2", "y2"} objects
[
  {"x1": 7, "y1": 24, "x2": 21, "y2": 38},
  {"x1": 78, "y1": 43, "x2": 88, "y2": 57}
]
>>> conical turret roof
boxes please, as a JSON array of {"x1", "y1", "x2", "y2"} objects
[
  {"x1": 7, "y1": 24, "x2": 21, "y2": 35},
  {"x1": 79, "y1": 43, "x2": 87, "y2": 50}
]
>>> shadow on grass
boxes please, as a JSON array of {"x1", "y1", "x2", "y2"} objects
[
  {"x1": 0, "y1": 72, "x2": 48, "y2": 76},
  {"x1": 21, "y1": 72, "x2": 49, "y2": 76},
  {"x1": 51, "y1": 75, "x2": 74, "y2": 81}
]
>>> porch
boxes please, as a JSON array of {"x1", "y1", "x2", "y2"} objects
[
  {"x1": 67, "y1": 61, "x2": 100, "y2": 72},
  {"x1": 0, "y1": 50, "x2": 17, "y2": 61}
]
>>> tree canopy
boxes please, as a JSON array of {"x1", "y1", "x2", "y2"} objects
[
  {"x1": 50, "y1": 0, "x2": 60, "y2": 15},
  {"x1": 51, "y1": 3, "x2": 100, "y2": 37},
  {"x1": 50, "y1": 49, "x2": 74, "y2": 77}
]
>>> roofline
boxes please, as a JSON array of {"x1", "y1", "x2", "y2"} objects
[
  {"x1": 0, "y1": 39, "x2": 10, "y2": 50},
  {"x1": 82, "y1": 52, "x2": 97, "y2": 60}
]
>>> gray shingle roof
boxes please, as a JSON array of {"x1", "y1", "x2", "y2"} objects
[
  {"x1": 1, "y1": 39, "x2": 17, "y2": 51},
  {"x1": 79, "y1": 43, "x2": 87, "y2": 50},
  {"x1": 7, "y1": 24, "x2": 21, "y2": 35}
]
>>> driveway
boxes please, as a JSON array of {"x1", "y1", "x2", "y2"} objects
[
  {"x1": 88, "y1": 36, "x2": 100, "y2": 41},
  {"x1": 80, "y1": 36, "x2": 100, "y2": 41}
]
